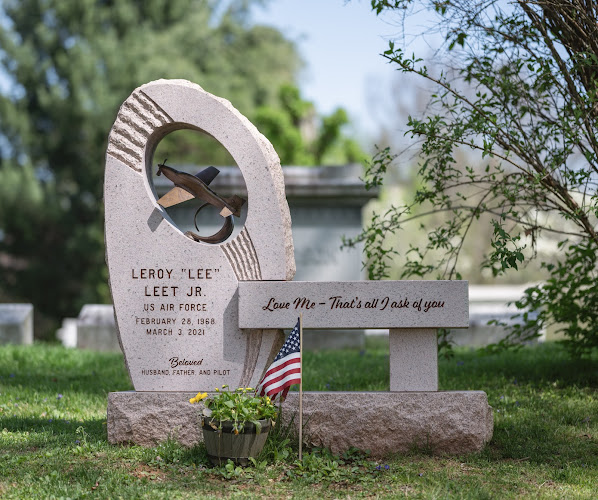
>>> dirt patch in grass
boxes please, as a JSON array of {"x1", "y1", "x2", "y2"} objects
[{"x1": 131, "y1": 464, "x2": 168, "y2": 482}]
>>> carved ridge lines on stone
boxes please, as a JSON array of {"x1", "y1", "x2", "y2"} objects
[
  {"x1": 221, "y1": 244, "x2": 243, "y2": 280},
  {"x1": 107, "y1": 136, "x2": 142, "y2": 163},
  {"x1": 226, "y1": 239, "x2": 251, "y2": 280},
  {"x1": 239, "y1": 229, "x2": 262, "y2": 280},
  {"x1": 138, "y1": 90, "x2": 174, "y2": 124},
  {"x1": 111, "y1": 122, "x2": 146, "y2": 149},
  {"x1": 123, "y1": 96, "x2": 166, "y2": 129},
  {"x1": 223, "y1": 230, "x2": 260, "y2": 281},
  {"x1": 109, "y1": 130, "x2": 145, "y2": 160},
  {"x1": 107, "y1": 90, "x2": 173, "y2": 172},
  {"x1": 106, "y1": 148, "x2": 142, "y2": 173},
  {"x1": 239, "y1": 328, "x2": 262, "y2": 388},
  {"x1": 116, "y1": 108, "x2": 155, "y2": 136}
]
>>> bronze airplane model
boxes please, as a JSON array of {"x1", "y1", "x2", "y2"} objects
[{"x1": 156, "y1": 160, "x2": 246, "y2": 244}]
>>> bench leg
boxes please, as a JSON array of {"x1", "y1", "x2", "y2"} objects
[{"x1": 389, "y1": 328, "x2": 438, "y2": 391}]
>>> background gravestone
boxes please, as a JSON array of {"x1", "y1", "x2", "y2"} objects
[
  {"x1": 449, "y1": 284, "x2": 544, "y2": 346},
  {"x1": 154, "y1": 164, "x2": 373, "y2": 283},
  {"x1": 77, "y1": 304, "x2": 119, "y2": 351},
  {"x1": 0, "y1": 304, "x2": 33, "y2": 345},
  {"x1": 56, "y1": 317, "x2": 77, "y2": 348}
]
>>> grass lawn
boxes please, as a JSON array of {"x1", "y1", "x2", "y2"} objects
[{"x1": 0, "y1": 340, "x2": 596, "y2": 499}]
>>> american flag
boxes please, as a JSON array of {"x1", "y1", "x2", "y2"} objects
[{"x1": 255, "y1": 318, "x2": 301, "y2": 401}]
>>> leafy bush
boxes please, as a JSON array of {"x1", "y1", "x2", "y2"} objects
[{"x1": 347, "y1": 0, "x2": 598, "y2": 356}]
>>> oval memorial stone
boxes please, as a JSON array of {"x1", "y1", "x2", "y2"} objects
[{"x1": 104, "y1": 79, "x2": 295, "y2": 391}]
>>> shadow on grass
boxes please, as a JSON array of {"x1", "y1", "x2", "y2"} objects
[
  {"x1": 0, "y1": 344, "x2": 132, "y2": 398},
  {"x1": 0, "y1": 416, "x2": 107, "y2": 451}
]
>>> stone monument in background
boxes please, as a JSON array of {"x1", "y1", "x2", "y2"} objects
[{"x1": 0, "y1": 304, "x2": 33, "y2": 345}]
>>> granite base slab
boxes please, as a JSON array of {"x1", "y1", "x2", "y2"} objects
[{"x1": 108, "y1": 391, "x2": 493, "y2": 456}]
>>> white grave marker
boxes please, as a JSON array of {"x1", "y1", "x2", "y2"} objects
[
  {"x1": 0, "y1": 304, "x2": 33, "y2": 345},
  {"x1": 77, "y1": 304, "x2": 119, "y2": 351}
]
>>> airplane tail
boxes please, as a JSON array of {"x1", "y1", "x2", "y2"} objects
[{"x1": 195, "y1": 166, "x2": 219, "y2": 185}]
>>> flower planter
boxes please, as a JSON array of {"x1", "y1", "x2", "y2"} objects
[{"x1": 202, "y1": 418, "x2": 271, "y2": 466}]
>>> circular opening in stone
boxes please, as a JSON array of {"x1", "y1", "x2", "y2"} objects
[{"x1": 150, "y1": 129, "x2": 247, "y2": 243}]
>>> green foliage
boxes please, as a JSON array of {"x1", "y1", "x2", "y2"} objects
[
  {"x1": 200, "y1": 385, "x2": 277, "y2": 434},
  {"x1": 214, "y1": 459, "x2": 247, "y2": 479},
  {"x1": 362, "y1": 145, "x2": 397, "y2": 190},
  {"x1": 0, "y1": 0, "x2": 300, "y2": 334},
  {"x1": 491, "y1": 239, "x2": 598, "y2": 356},
  {"x1": 254, "y1": 85, "x2": 312, "y2": 165},
  {"x1": 257, "y1": 405, "x2": 295, "y2": 462},
  {"x1": 487, "y1": 219, "x2": 526, "y2": 276},
  {"x1": 351, "y1": 0, "x2": 598, "y2": 355},
  {"x1": 281, "y1": 447, "x2": 394, "y2": 485},
  {"x1": 254, "y1": 83, "x2": 367, "y2": 165}
]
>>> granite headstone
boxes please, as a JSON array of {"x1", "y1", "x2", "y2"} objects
[
  {"x1": 77, "y1": 304, "x2": 119, "y2": 351},
  {"x1": 0, "y1": 304, "x2": 33, "y2": 345},
  {"x1": 105, "y1": 79, "x2": 294, "y2": 391}
]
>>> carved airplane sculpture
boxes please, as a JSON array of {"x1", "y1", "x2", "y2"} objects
[{"x1": 156, "y1": 160, "x2": 246, "y2": 244}]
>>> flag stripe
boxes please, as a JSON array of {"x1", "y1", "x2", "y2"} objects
[
  {"x1": 261, "y1": 367, "x2": 301, "y2": 391},
  {"x1": 255, "y1": 318, "x2": 301, "y2": 401},
  {"x1": 263, "y1": 351, "x2": 301, "y2": 374},
  {"x1": 262, "y1": 372, "x2": 301, "y2": 397},
  {"x1": 259, "y1": 372, "x2": 301, "y2": 397},
  {"x1": 262, "y1": 354, "x2": 300, "y2": 381}
]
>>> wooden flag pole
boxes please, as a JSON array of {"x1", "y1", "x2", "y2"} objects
[{"x1": 299, "y1": 313, "x2": 303, "y2": 461}]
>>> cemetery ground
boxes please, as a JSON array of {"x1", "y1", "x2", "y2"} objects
[{"x1": 0, "y1": 340, "x2": 596, "y2": 499}]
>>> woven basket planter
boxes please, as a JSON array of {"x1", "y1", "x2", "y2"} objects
[{"x1": 202, "y1": 418, "x2": 271, "y2": 466}]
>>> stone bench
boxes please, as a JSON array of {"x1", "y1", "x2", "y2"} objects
[{"x1": 238, "y1": 280, "x2": 469, "y2": 392}]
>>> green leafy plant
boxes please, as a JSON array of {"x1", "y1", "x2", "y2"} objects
[
  {"x1": 345, "y1": 0, "x2": 598, "y2": 356},
  {"x1": 189, "y1": 385, "x2": 277, "y2": 435},
  {"x1": 286, "y1": 447, "x2": 379, "y2": 484},
  {"x1": 214, "y1": 459, "x2": 247, "y2": 479}
]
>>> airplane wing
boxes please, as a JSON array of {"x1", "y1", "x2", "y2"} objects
[{"x1": 157, "y1": 166, "x2": 220, "y2": 208}]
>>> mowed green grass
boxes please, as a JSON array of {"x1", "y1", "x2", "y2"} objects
[{"x1": 0, "y1": 340, "x2": 596, "y2": 499}]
